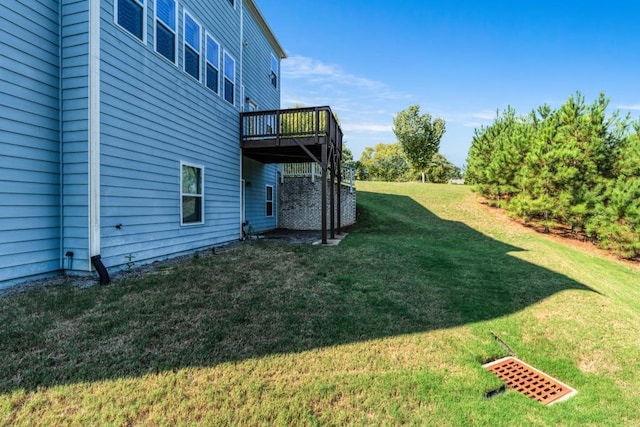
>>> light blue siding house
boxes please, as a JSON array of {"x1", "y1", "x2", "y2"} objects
[{"x1": 0, "y1": 0, "x2": 289, "y2": 287}]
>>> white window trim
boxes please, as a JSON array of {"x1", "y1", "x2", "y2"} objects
[
  {"x1": 223, "y1": 50, "x2": 236, "y2": 106},
  {"x1": 180, "y1": 161, "x2": 205, "y2": 226},
  {"x1": 265, "y1": 185, "x2": 274, "y2": 217},
  {"x1": 154, "y1": 0, "x2": 178, "y2": 65},
  {"x1": 183, "y1": 10, "x2": 202, "y2": 82},
  {"x1": 114, "y1": 0, "x2": 147, "y2": 44},
  {"x1": 205, "y1": 32, "x2": 221, "y2": 95}
]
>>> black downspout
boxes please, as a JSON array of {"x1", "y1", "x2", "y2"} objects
[{"x1": 91, "y1": 255, "x2": 110, "y2": 285}]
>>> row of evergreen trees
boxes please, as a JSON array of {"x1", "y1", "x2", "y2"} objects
[{"x1": 465, "y1": 92, "x2": 640, "y2": 259}]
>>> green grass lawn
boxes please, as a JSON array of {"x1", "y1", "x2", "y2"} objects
[{"x1": 2, "y1": 181, "x2": 639, "y2": 426}]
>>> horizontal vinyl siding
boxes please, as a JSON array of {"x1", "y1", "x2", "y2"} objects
[
  {"x1": 241, "y1": 3, "x2": 280, "y2": 111},
  {"x1": 98, "y1": 0, "x2": 244, "y2": 270},
  {"x1": 240, "y1": 4, "x2": 281, "y2": 234},
  {"x1": 243, "y1": 158, "x2": 278, "y2": 233},
  {"x1": 60, "y1": 0, "x2": 90, "y2": 273},
  {"x1": 0, "y1": 0, "x2": 61, "y2": 286}
]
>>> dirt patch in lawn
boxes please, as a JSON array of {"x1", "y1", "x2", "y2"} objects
[{"x1": 477, "y1": 199, "x2": 640, "y2": 269}]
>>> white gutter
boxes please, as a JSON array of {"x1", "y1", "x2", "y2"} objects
[{"x1": 88, "y1": 0, "x2": 101, "y2": 264}]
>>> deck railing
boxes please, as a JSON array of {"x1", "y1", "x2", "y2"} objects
[
  {"x1": 241, "y1": 106, "x2": 342, "y2": 144},
  {"x1": 282, "y1": 163, "x2": 355, "y2": 192}
]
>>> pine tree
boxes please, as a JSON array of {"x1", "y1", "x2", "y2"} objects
[{"x1": 587, "y1": 121, "x2": 640, "y2": 257}]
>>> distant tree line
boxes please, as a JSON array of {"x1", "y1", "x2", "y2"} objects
[
  {"x1": 465, "y1": 92, "x2": 640, "y2": 259},
  {"x1": 354, "y1": 143, "x2": 461, "y2": 183}
]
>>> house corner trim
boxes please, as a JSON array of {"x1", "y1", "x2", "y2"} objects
[{"x1": 88, "y1": 0, "x2": 101, "y2": 259}]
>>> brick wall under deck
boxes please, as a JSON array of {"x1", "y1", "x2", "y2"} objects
[{"x1": 278, "y1": 177, "x2": 356, "y2": 231}]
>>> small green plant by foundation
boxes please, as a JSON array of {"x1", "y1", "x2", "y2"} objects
[{"x1": 124, "y1": 253, "x2": 135, "y2": 270}]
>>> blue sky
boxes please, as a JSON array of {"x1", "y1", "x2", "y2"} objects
[{"x1": 257, "y1": 1, "x2": 640, "y2": 167}]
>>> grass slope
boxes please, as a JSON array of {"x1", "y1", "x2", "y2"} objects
[{"x1": 1, "y1": 182, "x2": 639, "y2": 426}]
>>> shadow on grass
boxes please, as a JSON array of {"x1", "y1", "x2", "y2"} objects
[{"x1": 0, "y1": 191, "x2": 597, "y2": 394}]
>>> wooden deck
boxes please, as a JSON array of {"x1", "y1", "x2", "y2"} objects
[
  {"x1": 240, "y1": 106, "x2": 342, "y2": 164},
  {"x1": 240, "y1": 106, "x2": 345, "y2": 243}
]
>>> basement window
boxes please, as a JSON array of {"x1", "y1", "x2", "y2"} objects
[
  {"x1": 265, "y1": 185, "x2": 274, "y2": 217},
  {"x1": 181, "y1": 162, "x2": 204, "y2": 225}
]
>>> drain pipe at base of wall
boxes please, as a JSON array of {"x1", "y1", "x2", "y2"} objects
[{"x1": 91, "y1": 255, "x2": 110, "y2": 285}]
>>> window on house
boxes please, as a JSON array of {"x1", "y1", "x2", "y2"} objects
[
  {"x1": 184, "y1": 12, "x2": 201, "y2": 80},
  {"x1": 270, "y1": 55, "x2": 278, "y2": 88},
  {"x1": 155, "y1": 0, "x2": 176, "y2": 62},
  {"x1": 206, "y1": 34, "x2": 220, "y2": 94},
  {"x1": 265, "y1": 185, "x2": 273, "y2": 217},
  {"x1": 223, "y1": 51, "x2": 235, "y2": 105},
  {"x1": 116, "y1": 0, "x2": 146, "y2": 41},
  {"x1": 181, "y1": 163, "x2": 204, "y2": 225},
  {"x1": 228, "y1": 0, "x2": 235, "y2": 7}
]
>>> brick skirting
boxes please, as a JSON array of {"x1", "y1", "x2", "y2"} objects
[{"x1": 278, "y1": 177, "x2": 356, "y2": 230}]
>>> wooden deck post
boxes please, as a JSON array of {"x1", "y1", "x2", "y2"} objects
[
  {"x1": 330, "y1": 146, "x2": 335, "y2": 240},
  {"x1": 337, "y1": 137, "x2": 342, "y2": 235},
  {"x1": 318, "y1": 109, "x2": 328, "y2": 244}
]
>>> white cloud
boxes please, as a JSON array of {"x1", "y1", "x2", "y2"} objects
[
  {"x1": 618, "y1": 104, "x2": 640, "y2": 110},
  {"x1": 283, "y1": 55, "x2": 385, "y2": 90},
  {"x1": 342, "y1": 123, "x2": 392, "y2": 133},
  {"x1": 282, "y1": 55, "x2": 410, "y2": 102},
  {"x1": 471, "y1": 111, "x2": 496, "y2": 120},
  {"x1": 463, "y1": 122, "x2": 484, "y2": 128}
]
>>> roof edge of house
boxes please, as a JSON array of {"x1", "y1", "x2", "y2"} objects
[{"x1": 245, "y1": 0, "x2": 287, "y2": 59}]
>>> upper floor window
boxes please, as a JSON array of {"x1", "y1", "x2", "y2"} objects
[
  {"x1": 115, "y1": 0, "x2": 146, "y2": 41},
  {"x1": 155, "y1": 0, "x2": 177, "y2": 63},
  {"x1": 181, "y1": 162, "x2": 204, "y2": 225},
  {"x1": 183, "y1": 12, "x2": 201, "y2": 81},
  {"x1": 223, "y1": 51, "x2": 235, "y2": 105},
  {"x1": 206, "y1": 34, "x2": 220, "y2": 94},
  {"x1": 270, "y1": 55, "x2": 278, "y2": 88},
  {"x1": 228, "y1": 0, "x2": 235, "y2": 7}
]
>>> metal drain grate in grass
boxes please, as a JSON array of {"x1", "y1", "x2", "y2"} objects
[{"x1": 483, "y1": 356, "x2": 577, "y2": 405}]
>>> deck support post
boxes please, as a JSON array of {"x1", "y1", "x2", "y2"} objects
[
  {"x1": 319, "y1": 109, "x2": 328, "y2": 244},
  {"x1": 321, "y1": 152, "x2": 327, "y2": 244},
  {"x1": 337, "y1": 134, "x2": 342, "y2": 235},
  {"x1": 330, "y1": 146, "x2": 335, "y2": 240}
]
